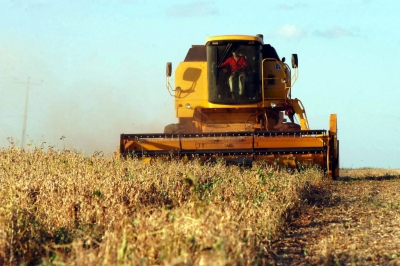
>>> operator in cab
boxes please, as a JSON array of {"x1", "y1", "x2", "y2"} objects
[{"x1": 219, "y1": 50, "x2": 248, "y2": 99}]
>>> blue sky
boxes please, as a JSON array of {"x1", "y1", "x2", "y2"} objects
[{"x1": 1, "y1": 0, "x2": 399, "y2": 168}]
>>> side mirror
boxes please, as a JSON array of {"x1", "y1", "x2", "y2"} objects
[
  {"x1": 282, "y1": 57, "x2": 285, "y2": 63},
  {"x1": 166, "y1": 62, "x2": 172, "y2": 77},
  {"x1": 291, "y1": 54, "x2": 298, "y2": 68}
]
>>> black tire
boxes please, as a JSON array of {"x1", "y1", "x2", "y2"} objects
[
  {"x1": 164, "y1": 124, "x2": 180, "y2": 134},
  {"x1": 331, "y1": 140, "x2": 339, "y2": 180}
]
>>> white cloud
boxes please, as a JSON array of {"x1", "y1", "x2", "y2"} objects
[
  {"x1": 272, "y1": 24, "x2": 306, "y2": 39},
  {"x1": 314, "y1": 27, "x2": 360, "y2": 38}
]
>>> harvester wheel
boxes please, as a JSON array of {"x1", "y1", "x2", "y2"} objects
[
  {"x1": 164, "y1": 124, "x2": 180, "y2": 134},
  {"x1": 333, "y1": 140, "x2": 340, "y2": 180}
]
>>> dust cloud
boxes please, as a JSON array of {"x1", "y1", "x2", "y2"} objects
[{"x1": 0, "y1": 38, "x2": 176, "y2": 156}]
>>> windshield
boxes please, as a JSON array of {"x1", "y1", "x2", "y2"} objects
[{"x1": 207, "y1": 41, "x2": 262, "y2": 104}]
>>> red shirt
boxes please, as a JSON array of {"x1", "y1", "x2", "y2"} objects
[{"x1": 220, "y1": 56, "x2": 248, "y2": 72}]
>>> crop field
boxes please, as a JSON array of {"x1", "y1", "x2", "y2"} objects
[
  {"x1": 0, "y1": 144, "x2": 399, "y2": 265},
  {"x1": 269, "y1": 168, "x2": 400, "y2": 265}
]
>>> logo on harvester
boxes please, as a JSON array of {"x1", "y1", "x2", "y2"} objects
[{"x1": 274, "y1": 64, "x2": 281, "y2": 70}]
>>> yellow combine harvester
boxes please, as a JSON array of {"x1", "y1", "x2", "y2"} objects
[{"x1": 120, "y1": 34, "x2": 339, "y2": 178}]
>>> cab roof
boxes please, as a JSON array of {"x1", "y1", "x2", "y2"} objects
[{"x1": 205, "y1": 35, "x2": 264, "y2": 44}]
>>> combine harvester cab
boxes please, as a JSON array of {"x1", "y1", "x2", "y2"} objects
[{"x1": 120, "y1": 34, "x2": 339, "y2": 178}]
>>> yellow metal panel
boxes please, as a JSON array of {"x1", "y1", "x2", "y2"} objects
[
  {"x1": 177, "y1": 107, "x2": 195, "y2": 118},
  {"x1": 180, "y1": 136, "x2": 253, "y2": 150},
  {"x1": 262, "y1": 59, "x2": 291, "y2": 101},
  {"x1": 254, "y1": 153, "x2": 325, "y2": 168},
  {"x1": 121, "y1": 133, "x2": 329, "y2": 172},
  {"x1": 135, "y1": 139, "x2": 181, "y2": 151},
  {"x1": 291, "y1": 99, "x2": 310, "y2": 130},
  {"x1": 330, "y1": 114, "x2": 337, "y2": 134},
  {"x1": 174, "y1": 62, "x2": 209, "y2": 118},
  {"x1": 206, "y1": 35, "x2": 263, "y2": 44},
  {"x1": 124, "y1": 135, "x2": 326, "y2": 153},
  {"x1": 254, "y1": 135, "x2": 326, "y2": 149}
]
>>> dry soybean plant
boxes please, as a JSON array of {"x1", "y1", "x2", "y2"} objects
[{"x1": 0, "y1": 145, "x2": 327, "y2": 265}]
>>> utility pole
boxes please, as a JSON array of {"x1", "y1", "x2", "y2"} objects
[{"x1": 15, "y1": 77, "x2": 42, "y2": 149}]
